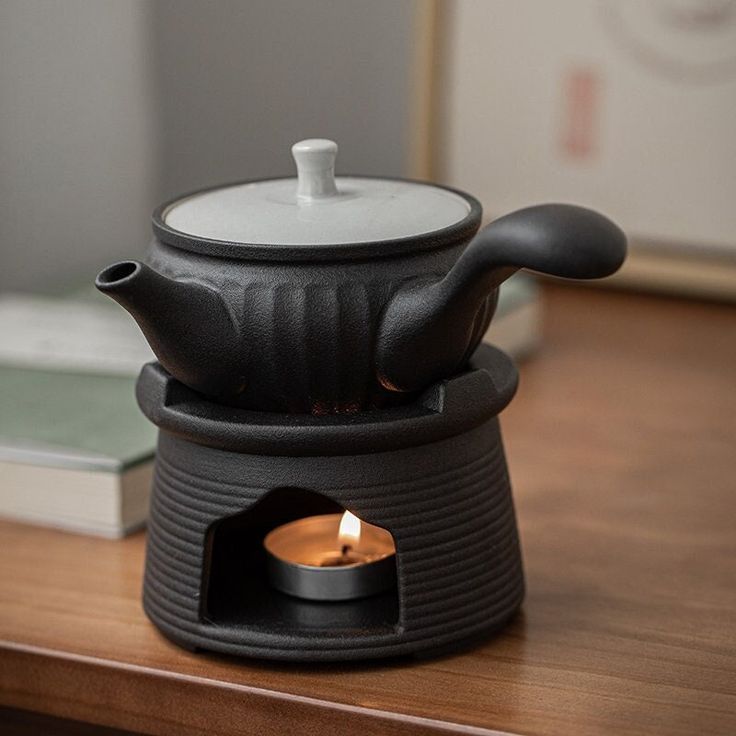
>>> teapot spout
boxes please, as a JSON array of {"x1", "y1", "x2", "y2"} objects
[
  {"x1": 96, "y1": 260, "x2": 240, "y2": 398},
  {"x1": 376, "y1": 204, "x2": 626, "y2": 393}
]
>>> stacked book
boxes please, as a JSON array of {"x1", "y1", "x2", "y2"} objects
[{"x1": 0, "y1": 293, "x2": 156, "y2": 537}]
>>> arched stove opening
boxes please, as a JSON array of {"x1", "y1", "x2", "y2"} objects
[{"x1": 202, "y1": 487, "x2": 400, "y2": 635}]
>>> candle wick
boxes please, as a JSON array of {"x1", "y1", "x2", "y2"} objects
[{"x1": 341, "y1": 544, "x2": 352, "y2": 557}]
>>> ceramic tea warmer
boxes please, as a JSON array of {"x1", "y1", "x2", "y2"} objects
[{"x1": 97, "y1": 139, "x2": 626, "y2": 661}]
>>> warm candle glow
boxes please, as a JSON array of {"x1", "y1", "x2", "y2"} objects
[
  {"x1": 338, "y1": 510, "x2": 361, "y2": 546},
  {"x1": 264, "y1": 513, "x2": 397, "y2": 600}
]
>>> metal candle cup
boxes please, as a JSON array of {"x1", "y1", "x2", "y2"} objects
[{"x1": 263, "y1": 513, "x2": 396, "y2": 601}]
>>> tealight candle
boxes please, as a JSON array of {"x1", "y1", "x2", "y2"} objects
[{"x1": 263, "y1": 511, "x2": 396, "y2": 601}]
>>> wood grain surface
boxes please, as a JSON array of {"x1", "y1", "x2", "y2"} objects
[{"x1": 1, "y1": 284, "x2": 735, "y2": 736}]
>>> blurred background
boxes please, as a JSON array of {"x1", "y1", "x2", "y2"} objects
[
  {"x1": 0, "y1": 0, "x2": 418, "y2": 292},
  {"x1": 1, "y1": 0, "x2": 735, "y2": 293}
]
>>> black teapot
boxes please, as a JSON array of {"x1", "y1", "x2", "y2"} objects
[{"x1": 97, "y1": 139, "x2": 625, "y2": 413}]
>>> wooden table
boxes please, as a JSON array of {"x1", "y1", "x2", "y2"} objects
[{"x1": 1, "y1": 285, "x2": 735, "y2": 736}]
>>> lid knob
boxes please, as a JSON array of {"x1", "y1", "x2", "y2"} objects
[{"x1": 292, "y1": 139, "x2": 339, "y2": 203}]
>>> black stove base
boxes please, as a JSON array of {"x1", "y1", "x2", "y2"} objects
[{"x1": 138, "y1": 345, "x2": 525, "y2": 661}]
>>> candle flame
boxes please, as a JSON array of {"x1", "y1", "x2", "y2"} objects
[{"x1": 338, "y1": 510, "x2": 361, "y2": 546}]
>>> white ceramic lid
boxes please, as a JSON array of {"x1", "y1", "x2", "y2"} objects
[{"x1": 162, "y1": 139, "x2": 472, "y2": 245}]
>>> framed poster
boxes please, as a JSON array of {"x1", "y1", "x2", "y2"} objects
[{"x1": 430, "y1": 0, "x2": 736, "y2": 299}]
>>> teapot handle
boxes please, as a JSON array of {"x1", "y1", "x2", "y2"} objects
[
  {"x1": 442, "y1": 203, "x2": 627, "y2": 305},
  {"x1": 375, "y1": 204, "x2": 626, "y2": 393}
]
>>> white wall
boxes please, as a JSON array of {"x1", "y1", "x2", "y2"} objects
[
  {"x1": 0, "y1": 0, "x2": 417, "y2": 292},
  {"x1": 0, "y1": 1, "x2": 158, "y2": 291},
  {"x1": 152, "y1": 0, "x2": 416, "y2": 198}
]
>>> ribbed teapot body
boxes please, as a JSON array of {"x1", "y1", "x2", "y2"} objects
[{"x1": 144, "y1": 236, "x2": 493, "y2": 413}]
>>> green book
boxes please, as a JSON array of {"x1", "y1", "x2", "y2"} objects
[{"x1": 0, "y1": 366, "x2": 156, "y2": 537}]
